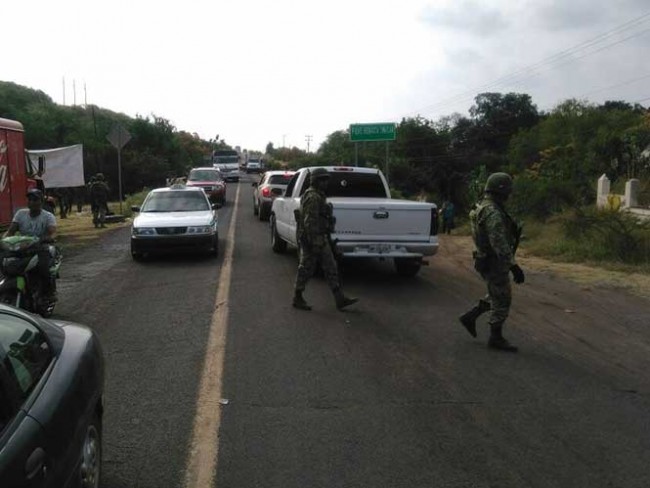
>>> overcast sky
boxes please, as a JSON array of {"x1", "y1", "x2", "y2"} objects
[{"x1": 3, "y1": 0, "x2": 649, "y2": 152}]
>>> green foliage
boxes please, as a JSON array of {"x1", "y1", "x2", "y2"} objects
[
  {"x1": 558, "y1": 208, "x2": 650, "y2": 264},
  {"x1": 0, "y1": 81, "x2": 214, "y2": 197}
]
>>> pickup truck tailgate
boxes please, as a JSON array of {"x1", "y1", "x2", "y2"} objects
[{"x1": 330, "y1": 198, "x2": 435, "y2": 241}]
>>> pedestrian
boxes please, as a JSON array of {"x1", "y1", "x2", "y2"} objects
[
  {"x1": 441, "y1": 200, "x2": 456, "y2": 234},
  {"x1": 90, "y1": 173, "x2": 110, "y2": 228},
  {"x1": 459, "y1": 172, "x2": 524, "y2": 352},
  {"x1": 293, "y1": 168, "x2": 358, "y2": 311}
]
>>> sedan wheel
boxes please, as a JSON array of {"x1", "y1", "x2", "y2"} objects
[
  {"x1": 253, "y1": 198, "x2": 259, "y2": 216},
  {"x1": 79, "y1": 417, "x2": 102, "y2": 488}
]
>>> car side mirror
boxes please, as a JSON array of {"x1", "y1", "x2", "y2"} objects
[{"x1": 131, "y1": 206, "x2": 141, "y2": 213}]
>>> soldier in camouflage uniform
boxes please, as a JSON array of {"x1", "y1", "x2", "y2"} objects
[
  {"x1": 293, "y1": 168, "x2": 358, "y2": 311},
  {"x1": 459, "y1": 172, "x2": 524, "y2": 352}
]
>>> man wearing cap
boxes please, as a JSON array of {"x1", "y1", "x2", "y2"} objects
[
  {"x1": 293, "y1": 167, "x2": 358, "y2": 311},
  {"x1": 3, "y1": 189, "x2": 58, "y2": 301},
  {"x1": 459, "y1": 172, "x2": 524, "y2": 352}
]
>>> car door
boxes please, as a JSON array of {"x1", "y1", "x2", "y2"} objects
[{"x1": 0, "y1": 313, "x2": 53, "y2": 488}]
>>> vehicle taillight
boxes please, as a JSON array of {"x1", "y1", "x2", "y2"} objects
[
  {"x1": 430, "y1": 208, "x2": 439, "y2": 236},
  {"x1": 261, "y1": 187, "x2": 272, "y2": 198}
]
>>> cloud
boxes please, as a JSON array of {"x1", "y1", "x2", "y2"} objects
[
  {"x1": 533, "y1": 0, "x2": 610, "y2": 31},
  {"x1": 420, "y1": 1, "x2": 510, "y2": 36}
]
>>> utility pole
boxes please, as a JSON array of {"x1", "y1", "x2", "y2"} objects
[
  {"x1": 73, "y1": 79, "x2": 77, "y2": 106},
  {"x1": 305, "y1": 135, "x2": 313, "y2": 153},
  {"x1": 62, "y1": 77, "x2": 66, "y2": 105},
  {"x1": 84, "y1": 82, "x2": 88, "y2": 107}
]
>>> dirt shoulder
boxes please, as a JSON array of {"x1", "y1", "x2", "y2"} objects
[{"x1": 440, "y1": 234, "x2": 650, "y2": 300}]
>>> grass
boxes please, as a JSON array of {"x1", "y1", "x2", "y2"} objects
[{"x1": 55, "y1": 190, "x2": 149, "y2": 255}]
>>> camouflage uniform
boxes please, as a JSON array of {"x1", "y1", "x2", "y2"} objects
[
  {"x1": 460, "y1": 172, "x2": 523, "y2": 352},
  {"x1": 470, "y1": 195, "x2": 521, "y2": 325},
  {"x1": 90, "y1": 174, "x2": 110, "y2": 228},
  {"x1": 294, "y1": 187, "x2": 340, "y2": 292},
  {"x1": 293, "y1": 168, "x2": 358, "y2": 311}
]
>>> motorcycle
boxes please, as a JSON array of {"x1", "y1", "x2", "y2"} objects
[{"x1": 0, "y1": 235, "x2": 62, "y2": 317}]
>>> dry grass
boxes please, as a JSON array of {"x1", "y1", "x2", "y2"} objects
[
  {"x1": 446, "y1": 234, "x2": 650, "y2": 299},
  {"x1": 56, "y1": 205, "x2": 129, "y2": 255}
]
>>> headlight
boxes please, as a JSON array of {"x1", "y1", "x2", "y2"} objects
[
  {"x1": 187, "y1": 226, "x2": 213, "y2": 234},
  {"x1": 133, "y1": 227, "x2": 156, "y2": 236}
]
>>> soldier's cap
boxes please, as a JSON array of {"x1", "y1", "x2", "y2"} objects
[{"x1": 26, "y1": 188, "x2": 44, "y2": 201}]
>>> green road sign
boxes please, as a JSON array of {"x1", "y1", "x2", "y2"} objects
[{"x1": 349, "y1": 123, "x2": 396, "y2": 142}]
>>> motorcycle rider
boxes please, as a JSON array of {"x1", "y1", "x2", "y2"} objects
[{"x1": 3, "y1": 189, "x2": 58, "y2": 302}]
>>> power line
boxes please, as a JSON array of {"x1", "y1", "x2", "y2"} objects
[{"x1": 401, "y1": 10, "x2": 650, "y2": 119}]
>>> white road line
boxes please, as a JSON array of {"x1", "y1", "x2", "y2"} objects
[{"x1": 183, "y1": 182, "x2": 240, "y2": 488}]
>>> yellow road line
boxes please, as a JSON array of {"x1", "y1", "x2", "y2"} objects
[{"x1": 183, "y1": 182, "x2": 240, "y2": 488}]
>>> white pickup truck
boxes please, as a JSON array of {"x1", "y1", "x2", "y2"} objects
[{"x1": 269, "y1": 166, "x2": 439, "y2": 276}]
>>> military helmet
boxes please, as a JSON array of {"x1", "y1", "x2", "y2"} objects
[
  {"x1": 484, "y1": 172, "x2": 513, "y2": 195},
  {"x1": 309, "y1": 168, "x2": 330, "y2": 184},
  {"x1": 95, "y1": 172, "x2": 105, "y2": 181}
]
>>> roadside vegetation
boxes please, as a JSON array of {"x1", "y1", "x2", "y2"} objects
[{"x1": 2, "y1": 81, "x2": 649, "y2": 269}]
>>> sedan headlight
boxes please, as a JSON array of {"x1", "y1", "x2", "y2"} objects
[
  {"x1": 133, "y1": 227, "x2": 156, "y2": 236},
  {"x1": 187, "y1": 226, "x2": 214, "y2": 234}
]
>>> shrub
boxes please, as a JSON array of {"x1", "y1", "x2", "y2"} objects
[{"x1": 560, "y1": 208, "x2": 650, "y2": 264}]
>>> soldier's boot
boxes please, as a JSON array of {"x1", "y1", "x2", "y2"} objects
[
  {"x1": 333, "y1": 287, "x2": 358, "y2": 310},
  {"x1": 292, "y1": 290, "x2": 312, "y2": 311},
  {"x1": 458, "y1": 299, "x2": 491, "y2": 338},
  {"x1": 488, "y1": 322, "x2": 518, "y2": 353}
]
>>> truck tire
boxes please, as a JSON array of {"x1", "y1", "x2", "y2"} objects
[
  {"x1": 271, "y1": 216, "x2": 287, "y2": 253},
  {"x1": 394, "y1": 258, "x2": 422, "y2": 277}
]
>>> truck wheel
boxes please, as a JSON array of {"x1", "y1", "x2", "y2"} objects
[
  {"x1": 271, "y1": 216, "x2": 287, "y2": 253},
  {"x1": 394, "y1": 258, "x2": 422, "y2": 277}
]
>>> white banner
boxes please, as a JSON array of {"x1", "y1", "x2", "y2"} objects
[{"x1": 27, "y1": 144, "x2": 85, "y2": 188}]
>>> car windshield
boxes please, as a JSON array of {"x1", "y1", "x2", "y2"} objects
[
  {"x1": 142, "y1": 191, "x2": 210, "y2": 212},
  {"x1": 189, "y1": 170, "x2": 221, "y2": 181},
  {"x1": 268, "y1": 174, "x2": 293, "y2": 185},
  {"x1": 323, "y1": 172, "x2": 387, "y2": 198}
]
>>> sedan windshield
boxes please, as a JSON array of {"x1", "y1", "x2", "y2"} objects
[
  {"x1": 189, "y1": 170, "x2": 221, "y2": 181},
  {"x1": 142, "y1": 191, "x2": 210, "y2": 212}
]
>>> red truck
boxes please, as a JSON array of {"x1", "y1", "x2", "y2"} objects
[{"x1": 0, "y1": 118, "x2": 41, "y2": 227}]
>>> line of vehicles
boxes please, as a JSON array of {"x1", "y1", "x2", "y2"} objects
[{"x1": 0, "y1": 156, "x2": 440, "y2": 487}]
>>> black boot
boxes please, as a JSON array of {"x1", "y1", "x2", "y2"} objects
[
  {"x1": 292, "y1": 290, "x2": 312, "y2": 311},
  {"x1": 458, "y1": 299, "x2": 490, "y2": 338},
  {"x1": 333, "y1": 287, "x2": 358, "y2": 310},
  {"x1": 488, "y1": 322, "x2": 518, "y2": 353}
]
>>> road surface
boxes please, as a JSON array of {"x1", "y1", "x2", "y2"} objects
[{"x1": 55, "y1": 175, "x2": 650, "y2": 488}]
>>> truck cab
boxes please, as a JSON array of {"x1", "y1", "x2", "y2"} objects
[{"x1": 0, "y1": 118, "x2": 38, "y2": 228}]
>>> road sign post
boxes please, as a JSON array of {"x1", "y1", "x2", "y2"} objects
[
  {"x1": 107, "y1": 124, "x2": 132, "y2": 214},
  {"x1": 349, "y1": 123, "x2": 396, "y2": 182}
]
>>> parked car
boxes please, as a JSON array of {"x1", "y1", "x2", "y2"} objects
[
  {"x1": 245, "y1": 159, "x2": 263, "y2": 174},
  {"x1": 270, "y1": 166, "x2": 439, "y2": 277},
  {"x1": 252, "y1": 171, "x2": 295, "y2": 221},
  {"x1": 130, "y1": 185, "x2": 219, "y2": 260},
  {"x1": 0, "y1": 304, "x2": 104, "y2": 488},
  {"x1": 186, "y1": 167, "x2": 226, "y2": 205}
]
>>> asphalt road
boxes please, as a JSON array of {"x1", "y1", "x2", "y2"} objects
[{"x1": 55, "y1": 175, "x2": 650, "y2": 488}]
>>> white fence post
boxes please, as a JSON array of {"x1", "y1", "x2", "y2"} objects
[
  {"x1": 597, "y1": 174, "x2": 610, "y2": 208},
  {"x1": 625, "y1": 179, "x2": 640, "y2": 209}
]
